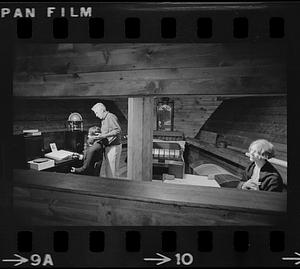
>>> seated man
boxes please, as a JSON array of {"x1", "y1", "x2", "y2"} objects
[
  {"x1": 237, "y1": 139, "x2": 283, "y2": 192},
  {"x1": 70, "y1": 126, "x2": 108, "y2": 176}
]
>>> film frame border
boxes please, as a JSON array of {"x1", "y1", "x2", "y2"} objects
[
  {"x1": 0, "y1": 1, "x2": 299, "y2": 267},
  {"x1": 2, "y1": 2, "x2": 290, "y2": 42}
]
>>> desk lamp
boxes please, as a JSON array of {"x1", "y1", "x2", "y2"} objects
[
  {"x1": 66, "y1": 112, "x2": 84, "y2": 153},
  {"x1": 67, "y1": 112, "x2": 83, "y2": 131}
]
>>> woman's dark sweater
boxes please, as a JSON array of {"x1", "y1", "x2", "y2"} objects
[
  {"x1": 74, "y1": 142, "x2": 104, "y2": 176},
  {"x1": 238, "y1": 161, "x2": 283, "y2": 192}
]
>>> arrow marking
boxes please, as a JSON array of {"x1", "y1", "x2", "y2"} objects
[
  {"x1": 2, "y1": 254, "x2": 29, "y2": 266},
  {"x1": 282, "y1": 252, "x2": 300, "y2": 265},
  {"x1": 144, "y1": 253, "x2": 171, "y2": 265}
]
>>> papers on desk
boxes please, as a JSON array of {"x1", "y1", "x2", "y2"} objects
[
  {"x1": 44, "y1": 150, "x2": 75, "y2": 161},
  {"x1": 163, "y1": 174, "x2": 221, "y2": 188}
]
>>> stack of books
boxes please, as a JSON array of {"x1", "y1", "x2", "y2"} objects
[
  {"x1": 28, "y1": 158, "x2": 55, "y2": 171},
  {"x1": 23, "y1": 129, "x2": 42, "y2": 137},
  {"x1": 212, "y1": 174, "x2": 241, "y2": 188}
]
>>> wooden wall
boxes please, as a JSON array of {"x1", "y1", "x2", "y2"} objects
[
  {"x1": 14, "y1": 43, "x2": 286, "y2": 97},
  {"x1": 13, "y1": 96, "x2": 221, "y2": 143},
  {"x1": 114, "y1": 96, "x2": 222, "y2": 138},
  {"x1": 14, "y1": 43, "x2": 287, "y2": 139},
  {"x1": 172, "y1": 97, "x2": 223, "y2": 138},
  {"x1": 13, "y1": 98, "x2": 127, "y2": 134},
  {"x1": 197, "y1": 96, "x2": 287, "y2": 160},
  {"x1": 113, "y1": 95, "x2": 287, "y2": 142},
  {"x1": 13, "y1": 98, "x2": 128, "y2": 150}
]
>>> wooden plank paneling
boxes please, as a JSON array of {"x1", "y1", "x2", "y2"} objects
[
  {"x1": 13, "y1": 169, "x2": 286, "y2": 213},
  {"x1": 14, "y1": 43, "x2": 287, "y2": 161},
  {"x1": 116, "y1": 96, "x2": 221, "y2": 138},
  {"x1": 197, "y1": 130, "x2": 218, "y2": 144},
  {"x1": 15, "y1": 43, "x2": 286, "y2": 74},
  {"x1": 210, "y1": 128, "x2": 287, "y2": 147},
  {"x1": 171, "y1": 97, "x2": 222, "y2": 138},
  {"x1": 198, "y1": 96, "x2": 287, "y2": 157},
  {"x1": 13, "y1": 98, "x2": 128, "y2": 135},
  {"x1": 15, "y1": 65, "x2": 286, "y2": 84},
  {"x1": 14, "y1": 43, "x2": 286, "y2": 97},
  {"x1": 206, "y1": 122, "x2": 287, "y2": 137},
  {"x1": 13, "y1": 169, "x2": 286, "y2": 225},
  {"x1": 14, "y1": 75, "x2": 286, "y2": 97},
  {"x1": 14, "y1": 186, "x2": 284, "y2": 226},
  {"x1": 127, "y1": 97, "x2": 153, "y2": 181}
]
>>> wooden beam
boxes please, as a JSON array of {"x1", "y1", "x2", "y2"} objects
[
  {"x1": 127, "y1": 97, "x2": 153, "y2": 181},
  {"x1": 14, "y1": 65, "x2": 286, "y2": 84},
  {"x1": 13, "y1": 75, "x2": 286, "y2": 97},
  {"x1": 15, "y1": 43, "x2": 286, "y2": 75},
  {"x1": 14, "y1": 43, "x2": 286, "y2": 97}
]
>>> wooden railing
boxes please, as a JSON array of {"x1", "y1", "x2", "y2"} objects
[{"x1": 13, "y1": 169, "x2": 286, "y2": 226}]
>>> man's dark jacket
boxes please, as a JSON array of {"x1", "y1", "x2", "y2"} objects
[{"x1": 238, "y1": 161, "x2": 284, "y2": 192}]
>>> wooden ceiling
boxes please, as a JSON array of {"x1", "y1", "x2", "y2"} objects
[{"x1": 14, "y1": 43, "x2": 287, "y2": 97}]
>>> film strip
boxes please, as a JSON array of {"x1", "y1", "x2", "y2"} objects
[{"x1": 0, "y1": 1, "x2": 299, "y2": 268}]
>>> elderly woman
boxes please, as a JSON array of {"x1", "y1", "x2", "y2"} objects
[{"x1": 238, "y1": 139, "x2": 283, "y2": 192}]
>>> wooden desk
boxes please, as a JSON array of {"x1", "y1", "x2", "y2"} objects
[
  {"x1": 44, "y1": 158, "x2": 81, "y2": 173},
  {"x1": 163, "y1": 174, "x2": 220, "y2": 188},
  {"x1": 152, "y1": 159, "x2": 185, "y2": 179},
  {"x1": 152, "y1": 141, "x2": 185, "y2": 179}
]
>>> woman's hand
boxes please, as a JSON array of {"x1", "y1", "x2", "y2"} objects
[
  {"x1": 89, "y1": 133, "x2": 105, "y2": 140},
  {"x1": 70, "y1": 167, "x2": 76, "y2": 173},
  {"x1": 242, "y1": 181, "x2": 260, "y2": 190}
]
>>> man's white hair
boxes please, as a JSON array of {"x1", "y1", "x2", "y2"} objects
[{"x1": 91, "y1": 102, "x2": 106, "y2": 112}]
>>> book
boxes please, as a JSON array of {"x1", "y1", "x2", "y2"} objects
[
  {"x1": 23, "y1": 129, "x2": 39, "y2": 133},
  {"x1": 213, "y1": 174, "x2": 241, "y2": 188},
  {"x1": 24, "y1": 131, "x2": 42, "y2": 136}
]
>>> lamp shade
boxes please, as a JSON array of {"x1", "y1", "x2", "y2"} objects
[{"x1": 68, "y1": 112, "x2": 83, "y2": 122}]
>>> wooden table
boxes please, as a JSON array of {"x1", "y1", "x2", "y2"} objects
[{"x1": 43, "y1": 158, "x2": 81, "y2": 173}]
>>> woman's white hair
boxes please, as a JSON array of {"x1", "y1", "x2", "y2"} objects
[
  {"x1": 248, "y1": 139, "x2": 275, "y2": 160},
  {"x1": 91, "y1": 102, "x2": 106, "y2": 113}
]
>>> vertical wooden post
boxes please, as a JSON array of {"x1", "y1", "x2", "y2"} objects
[{"x1": 128, "y1": 97, "x2": 153, "y2": 181}]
